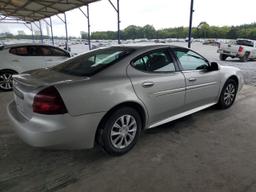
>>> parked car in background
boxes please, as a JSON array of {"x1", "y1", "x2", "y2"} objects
[
  {"x1": 0, "y1": 44, "x2": 71, "y2": 91},
  {"x1": 203, "y1": 39, "x2": 220, "y2": 47},
  {"x1": 8, "y1": 45, "x2": 244, "y2": 155},
  {"x1": 218, "y1": 39, "x2": 256, "y2": 62}
]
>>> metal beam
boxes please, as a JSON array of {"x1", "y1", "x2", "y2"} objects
[
  {"x1": 188, "y1": 0, "x2": 194, "y2": 48},
  {"x1": 39, "y1": 20, "x2": 43, "y2": 43},
  {"x1": 31, "y1": 23, "x2": 35, "y2": 43},
  {"x1": 50, "y1": 17, "x2": 54, "y2": 45},
  {"x1": 79, "y1": 5, "x2": 91, "y2": 50},
  {"x1": 108, "y1": 0, "x2": 121, "y2": 44},
  {"x1": 64, "y1": 13, "x2": 68, "y2": 50}
]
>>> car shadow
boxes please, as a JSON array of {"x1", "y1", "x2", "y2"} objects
[{"x1": 144, "y1": 106, "x2": 217, "y2": 135}]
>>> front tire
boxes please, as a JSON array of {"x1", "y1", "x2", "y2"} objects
[
  {"x1": 0, "y1": 70, "x2": 17, "y2": 91},
  {"x1": 218, "y1": 79, "x2": 238, "y2": 109},
  {"x1": 100, "y1": 107, "x2": 142, "y2": 156}
]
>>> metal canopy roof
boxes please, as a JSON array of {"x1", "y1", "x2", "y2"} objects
[{"x1": 0, "y1": 0, "x2": 100, "y2": 22}]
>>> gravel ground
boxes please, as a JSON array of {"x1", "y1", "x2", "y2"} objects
[{"x1": 1, "y1": 44, "x2": 256, "y2": 192}]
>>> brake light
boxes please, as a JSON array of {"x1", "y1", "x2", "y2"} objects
[
  {"x1": 33, "y1": 86, "x2": 67, "y2": 115},
  {"x1": 238, "y1": 46, "x2": 244, "y2": 53}
]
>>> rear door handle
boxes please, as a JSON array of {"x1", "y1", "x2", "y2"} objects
[
  {"x1": 188, "y1": 78, "x2": 197, "y2": 82},
  {"x1": 142, "y1": 82, "x2": 155, "y2": 88}
]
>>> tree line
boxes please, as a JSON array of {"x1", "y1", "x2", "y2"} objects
[
  {"x1": 1, "y1": 22, "x2": 256, "y2": 41},
  {"x1": 91, "y1": 22, "x2": 256, "y2": 40}
]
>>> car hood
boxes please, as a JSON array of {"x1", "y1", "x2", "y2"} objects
[{"x1": 13, "y1": 68, "x2": 89, "y2": 88}]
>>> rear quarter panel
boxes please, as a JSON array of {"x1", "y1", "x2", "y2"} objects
[{"x1": 55, "y1": 60, "x2": 148, "y2": 121}]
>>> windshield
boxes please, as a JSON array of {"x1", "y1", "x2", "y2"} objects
[
  {"x1": 52, "y1": 47, "x2": 134, "y2": 76},
  {"x1": 236, "y1": 40, "x2": 254, "y2": 47}
]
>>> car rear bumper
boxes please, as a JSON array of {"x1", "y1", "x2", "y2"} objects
[{"x1": 7, "y1": 101, "x2": 105, "y2": 149}]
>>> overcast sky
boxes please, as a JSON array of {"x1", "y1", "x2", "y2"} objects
[{"x1": 0, "y1": 0, "x2": 256, "y2": 37}]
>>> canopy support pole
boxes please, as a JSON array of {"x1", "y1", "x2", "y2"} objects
[
  {"x1": 23, "y1": 22, "x2": 35, "y2": 43},
  {"x1": 64, "y1": 13, "x2": 68, "y2": 50},
  {"x1": 57, "y1": 13, "x2": 69, "y2": 50},
  {"x1": 49, "y1": 17, "x2": 54, "y2": 45},
  {"x1": 108, "y1": 0, "x2": 121, "y2": 44},
  {"x1": 39, "y1": 20, "x2": 43, "y2": 43},
  {"x1": 44, "y1": 18, "x2": 54, "y2": 45},
  {"x1": 31, "y1": 23, "x2": 35, "y2": 43},
  {"x1": 79, "y1": 4, "x2": 91, "y2": 50},
  {"x1": 188, "y1": 0, "x2": 194, "y2": 48}
]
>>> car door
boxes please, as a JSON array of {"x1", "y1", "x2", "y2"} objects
[
  {"x1": 173, "y1": 48, "x2": 221, "y2": 110},
  {"x1": 127, "y1": 48, "x2": 186, "y2": 127},
  {"x1": 44, "y1": 46, "x2": 70, "y2": 67},
  {"x1": 8, "y1": 46, "x2": 46, "y2": 72}
]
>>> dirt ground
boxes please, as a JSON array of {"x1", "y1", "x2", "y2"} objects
[{"x1": 1, "y1": 44, "x2": 256, "y2": 192}]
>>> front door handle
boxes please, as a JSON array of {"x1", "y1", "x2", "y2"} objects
[
  {"x1": 188, "y1": 78, "x2": 197, "y2": 82},
  {"x1": 142, "y1": 82, "x2": 155, "y2": 88}
]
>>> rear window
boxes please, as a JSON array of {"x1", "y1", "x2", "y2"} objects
[
  {"x1": 236, "y1": 40, "x2": 254, "y2": 47},
  {"x1": 52, "y1": 47, "x2": 134, "y2": 76}
]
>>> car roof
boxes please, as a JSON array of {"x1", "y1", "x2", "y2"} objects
[
  {"x1": 110, "y1": 43, "x2": 186, "y2": 50},
  {"x1": 3, "y1": 43, "x2": 62, "y2": 49}
]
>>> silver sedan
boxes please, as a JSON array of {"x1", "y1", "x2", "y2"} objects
[{"x1": 7, "y1": 45, "x2": 244, "y2": 155}]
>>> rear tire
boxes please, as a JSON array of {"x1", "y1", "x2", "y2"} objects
[
  {"x1": 99, "y1": 107, "x2": 142, "y2": 156},
  {"x1": 219, "y1": 54, "x2": 228, "y2": 61},
  {"x1": 217, "y1": 79, "x2": 238, "y2": 109},
  {"x1": 0, "y1": 70, "x2": 18, "y2": 91},
  {"x1": 240, "y1": 52, "x2": 250, "y2": 62}
]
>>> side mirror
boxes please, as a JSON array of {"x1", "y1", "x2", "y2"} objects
[{"x1": 208, "y1": 62, "x2": 219, "y2": 71}]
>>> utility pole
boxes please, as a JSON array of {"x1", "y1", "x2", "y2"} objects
[{"x1": 188, "y1": 0, "x2": 194, "y2": 48}]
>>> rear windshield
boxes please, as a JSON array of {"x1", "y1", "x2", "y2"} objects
[
  {"x1": 52, "y1": 47, "x2": 134, "y2": 76},
  {"x1": 236, "y1": 40, "x2": 254, "y2": 47}
]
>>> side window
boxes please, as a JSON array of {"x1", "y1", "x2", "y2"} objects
[
  {"x1": 174, "y1": 49, "x2": 209, "y2": 71},
  {"x1": 9, "y1": 46, "x2": 29, "y2": 56},
  {"x1": 50, "y1": 47, "x2": 68, "y2": 57},
  {"x1": 132, "y1": 49, "x2": 176, "y2": 73},
  {"x1": 39, "y1": 46, "x2": 52, "y2": 56}
]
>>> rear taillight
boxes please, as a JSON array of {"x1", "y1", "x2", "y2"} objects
[
  {"x1": 33, "y1": 86, "x2": 67, "y2": 115},
  {"x1": 238, "y1": 46, "x2": 244, "y2": 53}
]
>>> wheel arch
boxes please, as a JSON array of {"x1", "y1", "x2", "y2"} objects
[
  {"x1": 94, "y1": 101, "x2": 147, "y2": 145},
  {"x1": 0, "y1": 68, "x2": 19, "y2": 74},
  {"x1": 228, "y1": 75, "x2": 239, "y2": 87}
]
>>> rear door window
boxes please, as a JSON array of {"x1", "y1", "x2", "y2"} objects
[{"x1": 132, "y1": 49, "x2": 176, "y2": 73}]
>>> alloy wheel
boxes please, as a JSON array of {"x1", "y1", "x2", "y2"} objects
[
  {"x1": 110, "y1": 114, "x2": 137, "y2": 149},
  {"x1": 223, "y1": 83, "x2": 236, "y2": 106},
  {"x1": 0, "y1": 73, "x2": 13, "y2": 90}
]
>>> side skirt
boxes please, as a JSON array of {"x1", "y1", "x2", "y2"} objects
[{"x1": 148, "y1": 102, "x2": 217, "y2": 129}]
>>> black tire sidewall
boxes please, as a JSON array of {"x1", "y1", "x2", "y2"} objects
[
  {"x1": 220, "y1": 54, "x2": 227, "y2": 61},
  {"x1": 101, "y1": 107, "x2": 142, "y2": 156},
  {"x1": 218, "y1": 79, "x2": 238, "y2": 109}
]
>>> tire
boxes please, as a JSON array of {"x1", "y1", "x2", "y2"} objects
[
  {"x1": 99, "y1": 107, "x2": 142, "y2": 156},
  {"x1": 218, "y1": 79, "x2": 238, "y2": 109},
  {"x1": 240, "y1": 52, "x2": 249, "y2": 62},
  {"x1": 219, "y1": 54, "x2": 228, "y2": 61},
  {"x1": 0, "y1": 70, "x2": 18, "y2": 91}
]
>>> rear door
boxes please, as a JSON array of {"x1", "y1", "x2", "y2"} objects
[
  {"x1": 8, "y1": 46, "x2": 46, "y2": 72},
  {"x1": 173, "y1": 48, "x2": 221, "y2": 110},
  {"x1": 127, "y1": 48, "x2": 186, "y2": 126}
]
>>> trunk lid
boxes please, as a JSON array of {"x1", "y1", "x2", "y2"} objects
[{"x1": 12, "y1": 68, "x2": 88, "y2": 119}]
